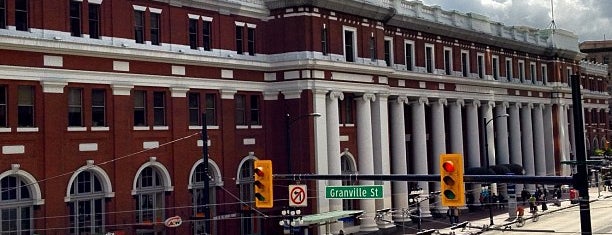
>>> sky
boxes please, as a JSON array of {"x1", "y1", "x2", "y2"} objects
[{"x1": 419, "y1": 0, "x2": 612, "y2": 42}]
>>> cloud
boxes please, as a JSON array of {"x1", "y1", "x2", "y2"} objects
[{"x1": 419, "y1": 0, "x2": 611, "y2": 42}]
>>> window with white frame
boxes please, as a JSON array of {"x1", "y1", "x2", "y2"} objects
[
  {"x1": 384, "y1": 37, "x2": 393, "y2": 66},
  {"x1": 567, "y1": 67, "x2": 573, "y2": 86},
  {"x1": 343, "y1": 27, "x2": 357, "y2": 62},
  {"x1": 69, "y1": 171, "x2": 105, "y2": 234},
  {"x1": 0, "y1": 85, "x2": 6, "y2": 127},
  {"x1": 69, "y1": 0, "x2": 82, "y2": 37},
  {"x1": 518, "y1": 60, "x2": 525, "y2": 82},
  {"x1": 405, "y1": 40, "x2": 415, "y2": 71},
  {"x1": 492, "y1": 56, "x2": 499, "y2": 80},
  {"x1": 341, "y1": 154, "x2": 357, "y2": 225},
  {"x1": 530, "y1": 62, "x2": 537, "y2": 84},
  {"x1": 541, "y1": 64, "x2": 548, "y2": 85},
  {"x1": 505, "y1": 58, "x2": 513, "y2": 81},
  {"x1": 321, "y1": 24, "x2": 328, "y2": 55},
  {"x1": 425, "y1": 44, "x2": 434, "y2": 73},
  {"x1": 17, "y1": 85, "x2": 35, "y2": 127},
  {"x1": 369, "y1": 34, "x2": 376, "y2": 62},
  {"x1": 238, "y1": 158, "x2": 259, "y2": 235},
  {"x1": 0, "y1": 0, "x2": 6, "y2": 29},
  {"x1": 461, "y1": 51, "x2": 469, "y2": 77},
  {"x1": 133, "y1": 10, "x2": 145, "y2": 44},
  {"x1": 134, "y1": 167, "x2": 165, "y2": 229},
  {"x1": 477, "y1": 53, "x2": 484, "y2": 79},
  {"x1": 15, "y1": 0, "x2": 28, "y2": 31},
  {"x1": 68, "y1": 88, "x2": 83, "y2": 127},
  {"x1": 444, "y1": 48, "x2": 452, "y2": 75},
  {"x1": 192, "y1": 162, "x2": 217, "y2": 235},
  {"x1": 0, "y1": 175, "x2": 34, "y2": 234}
]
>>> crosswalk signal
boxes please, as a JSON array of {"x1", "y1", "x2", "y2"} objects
[
  {"x1": 253, "y1": 160, "x2": 273, "y2": 208},
  {"x1": 440, "y1": 153, "x2": 465, "y2": 207}
]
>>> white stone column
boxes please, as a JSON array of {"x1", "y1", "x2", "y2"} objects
[
  {"x1": 411, "y1": 97, "x2": 431, "y2": 216},
  {"x1": 372, "y1": 93, "x2": 394, "y2": 229},
  {"x1": 520, "y1": 103, "x2": 536, "y2": 192},
  {"x1": 326, "y1": 91, "x2": 344, "y2": 233},
  {"x1": 312, "y1": 89, "x2": 330, "y2": 234},
  {"x1": 356, "y1": 93, "x2": 378, "y2": 232},
  {"x1": 495, "y1": 102, "x2": 510, "y2": 165},
  {"x1": 543, "y1": 104, "x2": 556, "y2": 176},
  {"x1": 508, "y1": 103, "x2": 523, "y2": 202},
  {"x1": 569, "y1": 106, "x2": 576, "y2": 163},
  {"x1": 533, "y1": 104, "x2": 547, "y2": 177},
  {"x1": 431, "y1": 98, "x2": 447, "y2": 211},
  {"x1": 449, "y1": 99, "x2": 465, "y2": 154},
  {"x1": 465, "y1": 100, "x2": 482, "y2": 205},
  {"x1": 558, "y1": 104, "x2": 571, "y2": 176},
  {"x1": 390, "y1": 96, "x2": 409, "y2": 221}
]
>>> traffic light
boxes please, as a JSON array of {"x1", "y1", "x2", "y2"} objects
[
  {"x1": 439, "y1": 153, "x2": 465, "y2": 207},
  {"x1": 253, "y1": 160, "x2": 273, "y2": 208}
]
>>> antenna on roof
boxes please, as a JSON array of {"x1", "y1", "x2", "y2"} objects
[{"x1": 548, "y1": 0, "x2": 557, "y2": 30}]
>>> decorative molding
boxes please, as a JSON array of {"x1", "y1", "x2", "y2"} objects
[
  {"x1": 43, "y1": 55, "x2": 63, "y2": 67},
  {"x1": 111, "y1": 83, "x2": 133, "y2": 96},
  {"x1": 41, "y1": 79, "x2": 67, "y2": 93},
  {"x1": 2, "y1": 145, "x2": 25, "y2": 155},
  {"x1": 170, "y1": 86, "x2": 189, "y2": 98}
]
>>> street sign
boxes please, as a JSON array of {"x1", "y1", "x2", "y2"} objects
[
  {"x1": 325, "y1": 185, "x2": 383, "y2": 199},
  {"x1": 289, "y1": 184, "x2": 307, "y2": 207}
]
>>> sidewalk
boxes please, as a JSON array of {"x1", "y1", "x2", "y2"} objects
[{"x1": 436, "y1": 187, "x2": 612, "y2": 235}]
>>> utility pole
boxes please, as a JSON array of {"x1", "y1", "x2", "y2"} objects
[
  {"x1": 570, "y1": 74, "x2": 593, "y2": 234},
  {"x1": 201, "y1": 113, "x2": 211, "y2": 234}
]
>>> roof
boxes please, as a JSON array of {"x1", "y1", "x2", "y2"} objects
[{"x1": 297, "y1": 210, "x2": 364, "y2": 227}]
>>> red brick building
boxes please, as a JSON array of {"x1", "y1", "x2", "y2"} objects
[{"x1": 0, "y1": 0, "x2": 608, "y2": 235}]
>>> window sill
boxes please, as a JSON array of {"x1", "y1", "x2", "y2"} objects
[
  {"x1": 189, "y1": 125, "x2": 220, "y2": 130},
  {"x1": 133, "y1": 126, "x2": 150, "y2": 131},
  {"x1": 236, "y1": 125, "x2": 249, "y2": 129},
  {"x1": 251, "y1": 125, "x2": 262, "y2": 129},
  {"x1": 0, "y1": 128, "x2": 11, "y2": 133},
  {"x1": 17, "y1": 127, "x2": 39, "y2": 132},
  {"x1": 153, "y1": 126, "x2": 169, "y2": 131},
  {"x1": 91, "y1": 126, "x2": 110, "y2": 131},
  {"x1": 67, "y1": 127, "x2": 87, "y2": 132}
]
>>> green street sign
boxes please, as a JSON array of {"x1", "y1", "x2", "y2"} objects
[{"x1": 325, "y1": 185, "x2": 384, "y2": 199}]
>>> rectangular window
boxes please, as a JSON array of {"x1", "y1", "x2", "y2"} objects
[
  {"x1": 321, "y1": 27, "x2": 328, "y2": 55},
  {"x1": 405, "y1": 41, "x2": 414, "y2": 71},
  {"x1": 15, "y1": 0, "x2": 28, "y2": 31},
  {"x1": 235, "y1": 95, "x2": 246, "y2": 125},
  {"x1": 506, "y1": 59, "x2": 512, "y2": 81},
  {"x1": 153, "y1": 91, "x2": 165, "y2": 126},
  {"x1": 384, "y1": 39, "x2": 392, "y2": 66},
  {"x1": 0, "y1": 0, "x2": 6, "y2": 29},
  {"x1": 369, "y1": 36, "x2": 376, "y2": 62},
  {"x1": 461, "y1": 51, "x2": 469, "y2": 77},
  {"x1": 425, "y1": 45, "x2": 434, "y2": 73},
  {"x1": 235, "y1": 26, "x2": 243, "y2": 54},
  {"x1": 341, "y1": 96, "x2": 354, "y2": 124},
  {"x1": 188, "y1": 93, "x2": 200, "y2": 126},
  {"x1": 344, "y1": 30, "x2": 355, "y2": 62},
  {"x1": 567, "y1": 67, "x2": 572, "y2": 86},
  {"x1": 444, "y1": 49, "x2": 452, "y2": 75},
  {"x1": 68, "y1": 88, "x2": 83, "y2": 127},
  {"x1": 17, "y1": 85, "x2": 34, "y2": 127},
  {"x1": 518, "y1": 61, "x2": 525, "y2": 82},
  {"x1": 247, "y1": 27, "x2": 255, "y2": 56},
  {"x1": 88, "y1": 4, "x2": 100, "y2": 39},
  {"x1": 477, "y1": 54, "x2": 484, "y2": 79},
  {"x1": 203, "y1": 21, "x2": 211, "y2": 51},
  {"x1": 69, "y1": 1, "x2": 81, "y2": 37},
  {"x1": 188, "y1": 19, "x2": 198, "y2": 49},
  {"x1": 91, "y1": 89, "x2": 105, "y2": 127},
  {"x1": 249, "y1": 95, "x2": 260, "y2": 125},
  {"x1": 150, "y1": 13, "x2": 160, "y2": 46},
  {"x1": 205, "y1": 93, "x2": 216, "y2": 125},
  {"x1": 134, "y1": 10, "x2": 144, "y2": 44},
  {"x1": 530, "y1": 63, "x2": 537, "y2": 84},
  {"x1": 492, "y1": 56, "x2": 499, "y2": 80},
  {"x1": 133, "y1": 90, "x2": 146, "y2": 126},
  {"x1": 541, "y1": 65, "x2": 548, "y2": 85},
  {"x1": 0, "y1": 86, "x2": 6, "y2": 127}
]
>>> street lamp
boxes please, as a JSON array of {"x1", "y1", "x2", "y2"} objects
[
  {"x1": 483, "y1": 113, "x2": 509, "y2": 226},
  {"x1": 286, "y1": 112, "x2": 322, "y2": 174}
]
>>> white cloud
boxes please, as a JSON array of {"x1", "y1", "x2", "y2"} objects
[{"x1": 420, "y1": 0, "x2": 611, "y2": 42}]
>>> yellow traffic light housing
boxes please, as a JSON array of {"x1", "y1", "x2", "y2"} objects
[
  {"x1": 440, "y1": 154, "x2": 465, "y2": 207},
  {"x1": 253, "y1": 160, "x2": 273, "y2": 208}
]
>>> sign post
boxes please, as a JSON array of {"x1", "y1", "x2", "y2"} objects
[{"x1": 325, "y1": 185, "x2": 383, "y2": 199}]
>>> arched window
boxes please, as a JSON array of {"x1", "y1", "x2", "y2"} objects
[
  {"x1": 191, "y1": 161, "x2": 219, "y2": 235},
  {"x1": 69, "y1": 171, "x2": 105, "y2": 234},
  {"x1": 135, "y1": 167, "x2": 165, "y2": 234},
  {"x1": 340, "y1": 153, "x2": 357, "y2": 215},
  {"x1": 237, "y1": 156, "x2": 259, "y2": 235},
  {"x1": 0, "y1": 175, "x2": 33, "y2": 234}
]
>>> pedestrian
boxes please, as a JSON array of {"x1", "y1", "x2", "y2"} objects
[
  {"x1": 447, "y1": 206, "x2": 459, "y2": 225},
  {"x1": 521, "y1": 189, "x2": 530, "y2": 203},
  {"x1": 529, "y1": 195, "x2": 537, "y2": 213},
  {"x1": 498, "y1": 194, "x2": 505, "y2": 209}
]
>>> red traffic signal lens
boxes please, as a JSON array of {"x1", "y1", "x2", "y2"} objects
[
  {"x1": 442, "y1": 161, "x2": 455, "y2": 172},
  {"x1": 254, "y1": 167, "x2": 264, "y2": 177},
  {"x1": 443, "y1": 190, "x2": 456, "y2": 199}
]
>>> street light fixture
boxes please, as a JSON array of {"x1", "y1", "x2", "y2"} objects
[
  {"x1": 483, "y1": 113, "x2": 509, "y2": 226},
  {"x1": 286, "y1": 112, "x2": 322, "y2": 174}
]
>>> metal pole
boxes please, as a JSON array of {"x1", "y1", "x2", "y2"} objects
[
  {"x1": 201, "y1": 113, "x2": 211, "y2": 234},
  {"x1": 286, "y1": 113, "x2": 292, "y2": 174},
  {"x1": 483, "y1": 117, "x2": 494, "y2": 226},
  {"x1": 570, "y1": 74, "x2": 593, "y2": 235}
]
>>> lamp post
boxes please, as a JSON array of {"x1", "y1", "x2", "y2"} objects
[
  {"x1": 483, "y1": 113, "x2": 509, "y2": 226},
  {"x1": 286, "y1": 112, "x2": 322, "y2": 174}
]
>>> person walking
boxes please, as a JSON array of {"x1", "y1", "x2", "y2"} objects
[
  {"x1": 447, "y1": 206, "x2": 460, "y2": 225},
  {"x1": 529, "y1": 195, "x2": 537, "y2": 213}
]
